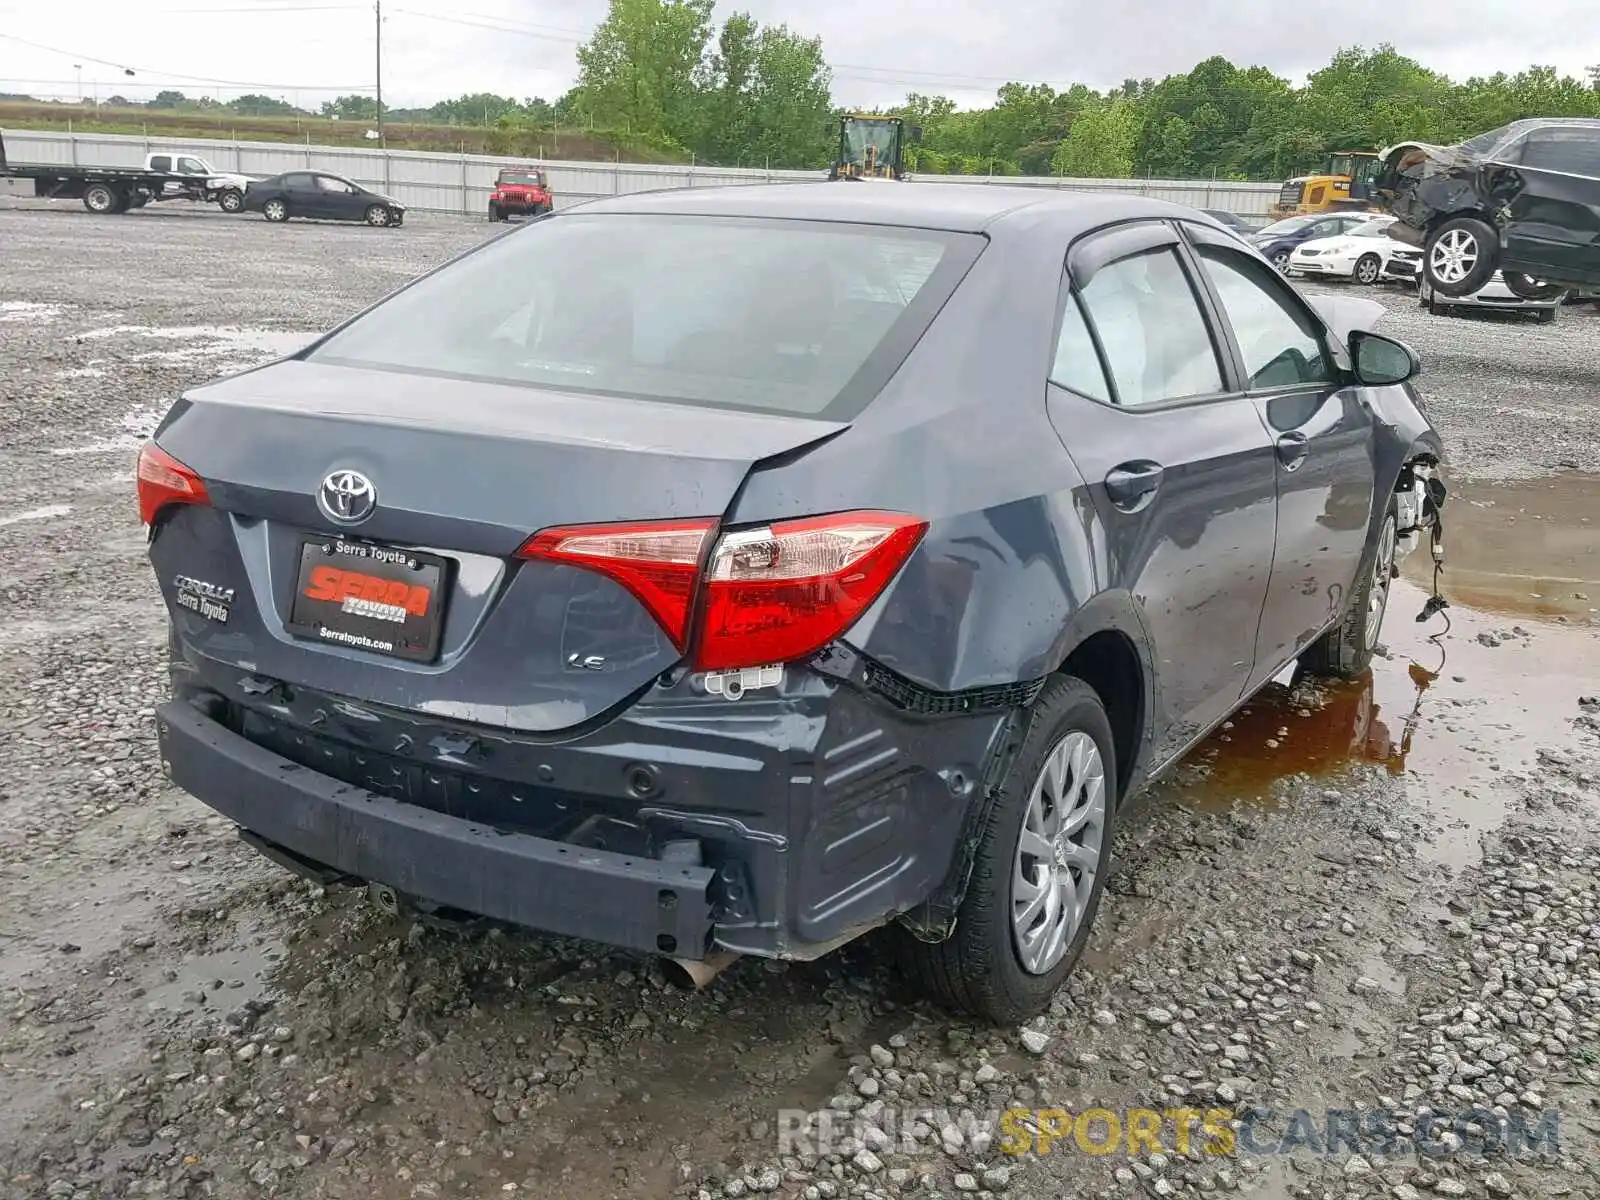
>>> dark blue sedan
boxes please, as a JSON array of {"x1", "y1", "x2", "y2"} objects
[
  {"x1": 139, "y1": 185, "x2": 1446, "y2": 1023},
  {"x1": 1250, "y1": 211, "x2": 1377, "y2": 272}
]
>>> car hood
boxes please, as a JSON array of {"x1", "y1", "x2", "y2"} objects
[{"x1": 1295, "y1": 235, "x2": 1357, "y2": 254}]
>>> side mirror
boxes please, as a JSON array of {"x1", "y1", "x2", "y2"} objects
[{"x1": 1348, "y1": 330, "x2": 1420, "y2": 386}]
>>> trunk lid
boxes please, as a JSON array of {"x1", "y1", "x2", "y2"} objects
[{"x1": 148, "y1": 359, "x2": 846, "y2": 732}]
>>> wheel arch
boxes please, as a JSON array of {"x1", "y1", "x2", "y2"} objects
[{"x1": 896, "y1": 593, "x2": 1155, "y2": 943}]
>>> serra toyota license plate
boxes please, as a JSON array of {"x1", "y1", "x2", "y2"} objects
[{"x1": 286, "y1": 536, "x2": 449, "y2": 662}]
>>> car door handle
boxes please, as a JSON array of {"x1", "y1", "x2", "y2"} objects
[
  {"x1": 1275, "y1": 432, "x2": 1309, "y2": 470},
  {"x1": 1104, "y1": 461, "x2": 1164, "y2": 510}
]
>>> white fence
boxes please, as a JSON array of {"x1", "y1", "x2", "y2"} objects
[{"x1": 3, "y1": 128, "x2": 1281, "y2": 218}]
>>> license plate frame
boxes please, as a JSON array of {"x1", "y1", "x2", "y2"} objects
[{"x1": 285, "y1": 535, "x2": 450, "y2": 664}]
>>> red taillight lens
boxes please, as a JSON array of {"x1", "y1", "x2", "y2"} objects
[
  {"x1": 515, "y1": 511, "x2": 927, "y2": 672},
  {"x1": 694, "y1": 512, "x2": 927, "y2": 670},
  {"x1": 516, "y1": 519, "x2": 716, "y2": 651},
  {"x1": 137, "y1": 442, "x2": 210, "y2": 525}
]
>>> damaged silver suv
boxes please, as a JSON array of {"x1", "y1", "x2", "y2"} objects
[{"x1": 1376, "y1": 117, "x2": 1600, "y2": 300}]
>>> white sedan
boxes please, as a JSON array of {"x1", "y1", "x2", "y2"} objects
[{"x1": 1287, "y1": 216, "x2": 1402, "y2": 285}]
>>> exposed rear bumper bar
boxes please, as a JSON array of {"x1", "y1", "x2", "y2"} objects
[{"x1": 154, "y1": 699, "x2": 718, "y2": 958}]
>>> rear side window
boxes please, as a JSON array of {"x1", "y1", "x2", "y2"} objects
[
  {"x1": 1520, "y1": 129, "x2": 1600, "y2": 177},
  {"x1": 1075, "y1": 248, "x2": 1223, "y2": 407},
  {"x1": 308, "y1": 214, "x2": 984, "y2": 418},
  {"x1": 1049, "y1": 294, "x2": 1110, "y2": 402}
]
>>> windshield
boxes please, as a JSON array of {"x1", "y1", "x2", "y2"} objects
[
  {"x1": 499, "y1": 172, "x2": 546, "y2": 186},
  {"x1": 842, "y1": 120, "x2": 902, "y2": 175},
  {"x1": 1459, "y1": 124, "x2": 1515, "y2": 157},
  {"x1": 1256, "y1": 216, "x2": 1316, "y2": 237},
  {"x1": 1350, "y1": 219, "x2": 1392, "y2": 238},
  {"x1": 307, "y1": 214, "x2": 982, "y2": 418}
]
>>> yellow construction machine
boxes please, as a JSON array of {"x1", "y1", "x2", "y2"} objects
[
  {"x1": 1270, "y1": 150, "x2": 1383, "y2": 217},
  {"x1": 828, "y1": 114, "x2": 919, "y2": 181}
]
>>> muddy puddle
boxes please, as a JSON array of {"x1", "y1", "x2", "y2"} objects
[
  {"x1": 1167, "y1": 578, "x2": 1599, "y2": 872},
  {"x1": 1401, "y1": 472, "x2": 1600, "y2": 622}
]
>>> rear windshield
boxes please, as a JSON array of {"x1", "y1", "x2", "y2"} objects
[{"x1": 307, "y1": 213, "x2": 983, "y2": 417}]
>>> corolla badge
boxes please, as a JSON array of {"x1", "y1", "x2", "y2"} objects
[{"x1": 317, "y1": 469, "x2": 377, "y2": 524}]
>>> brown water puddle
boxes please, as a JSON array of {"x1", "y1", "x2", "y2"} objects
[
  {"x1": 1168, "y1": 578, "x2": 1599, "y2": 871},
  {"x1": 1401, "y1": 472, "x2": 1600, "y2": 622}
]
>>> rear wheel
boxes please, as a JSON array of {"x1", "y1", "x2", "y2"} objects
[
  {"x1": 1502, "y1": 272, "x2": 1566, "y2": 301},
  {"x1": 1423, "y1": 216, "x2": 1497, "y2": 297},
  {"x1": 1354, "y1": 253, "x2": 1381, "y2": 285},
  {"x1": 1271, "y1": 249, "x2": 1291, "y2": 273},
  {"x1": 900, "y1": 676, "x2": 1117, "y2": 1024},
  {"x1": 262, "y1": 198, "x2": 289, "y2": 223},
  {"x1": 365, "y1": 204, "x2": 390, "y2": 227},
  {"x1": 82, "y1": 182, "x2": 119, "y2": 214},
  {"x1": 1301, "y1": 501, "x2": 1398, "y2": 680}
]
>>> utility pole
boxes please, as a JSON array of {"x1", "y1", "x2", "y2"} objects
[{"x1": 374, "y1": 0, "x2": 384, "y2": 142}]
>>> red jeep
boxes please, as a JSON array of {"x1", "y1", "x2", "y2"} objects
[{"x1": 488, "y1": 167, "x2": 553, "y2": 222}]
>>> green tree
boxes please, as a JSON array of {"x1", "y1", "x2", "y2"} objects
[
  {"x1": 1051, "y1": 98, "x2": 1140, "y2": 177},
  {"x1": 574, "y1": 0, "x2": 713, "y2": 145}
]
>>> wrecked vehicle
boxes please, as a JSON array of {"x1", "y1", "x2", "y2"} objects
[
  {"x1": 1375, "y1": 117, "x2": 1600, "y2": 298},
  {"x1": 142, "y1": 186, "x2": 1446, "y2": 1024}
]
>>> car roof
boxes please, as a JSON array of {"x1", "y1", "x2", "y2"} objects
[{"x1": 564, "y1": 181, "x2": 1203, "y2": 235}]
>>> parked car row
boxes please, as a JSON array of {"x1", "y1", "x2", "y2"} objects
[{"x1": 1, "y1": 132, "x2": 559, "y2": 230}]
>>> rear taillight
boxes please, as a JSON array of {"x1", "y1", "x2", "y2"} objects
[
  {"x1": 137, "y1": 442, "x2": 210, "y2": 525},
  {"x1": 517, "y1": 511, "x2": 927, "y2": 672},
  {"x1": 517, "y1": 520, "x2": 716, "y2": 651},
  {"x1": 695, "y1": 512, "x2": 926, "y2": 670}
]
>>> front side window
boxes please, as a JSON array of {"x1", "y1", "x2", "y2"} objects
[
  {"x1": 177, "y1": 157, "x2": 207, "y2": 175},
  {"x1": 316, "y1": 175, "x2": 355, "y2": 193},
  {"x1": 1195, "y1": 245, "x2": 1333, "y2": 390},
  {"x1": 1074, "y1": 248, "x2": 1223, "y2": 407},
  {"x1": 307, "y1": 214, "x2": 983, "y2": 418}
]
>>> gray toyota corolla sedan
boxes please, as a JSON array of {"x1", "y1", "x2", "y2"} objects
[{"x1": 141, "y1": 183, "x2": 1446, "y2": 1023}]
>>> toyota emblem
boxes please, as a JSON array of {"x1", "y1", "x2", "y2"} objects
[{"x1": 317, "y1": 469, "x2": 376, "y2": 524}]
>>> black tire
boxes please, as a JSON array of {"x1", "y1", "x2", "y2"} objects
[
  {"x1": 262, "y1": 198, "x2": 289, "y2": 223},
  {"x1": 365, "y1": 204, "x2": 390, "y2": 227},
  {"x1": 127, "y1": 192, "x2": 148, "y2": 209},
  {"x1": 82, "y1": 182, "x2": 118, "y2": 214},
  {"x1": 218, "y1": 188, "x2": 245, "y2": 213},
  {"x1": 1354, "y1": 253, "x2": 1381, "y2": 285},
  {"x1": 900, "y1": 676, "x2": 1118, "y2": 1025},
  {"x1": 1301, "y1": 499, "x2": 1398, "y2": 679},
  {"x1": 487, "y1": 203, "x2": 502, "y2": 222},
  {"x1": 1423, "y1": 215, "x2": 1498, "y2": 298},
  {"x1": 1502, "y1": 272, "x2": 1566, "y2": 302}
]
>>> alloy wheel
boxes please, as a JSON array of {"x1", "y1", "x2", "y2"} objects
[
  {"x1": 1356, "y1": 255, "x2": 1380, "y2": 284},
  {"x1": 1011, "y1": 730, "x2": 1107, "y2": 975},
  {"x1": 1428, "y1": 229, "x2": 1477, "y2": 285}
]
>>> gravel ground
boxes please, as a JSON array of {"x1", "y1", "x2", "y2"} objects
[{"x1": 1, "y1": 200, "x2": 1598, "y2": 1200}]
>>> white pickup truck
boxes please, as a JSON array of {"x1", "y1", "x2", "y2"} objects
[{"x1": 141, "y1": 151, "x2": 255, "y2": 212}]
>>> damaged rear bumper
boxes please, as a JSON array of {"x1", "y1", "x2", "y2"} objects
[
  {"x1": 156, "y1": 698, "x2": 717, "y2": 956},
  {"x1": 155, "y1": 644, "x2": 1015, "y2": 962}
]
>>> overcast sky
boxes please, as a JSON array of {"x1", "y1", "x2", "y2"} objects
[{"x1": 1, "y1": 0, "x2": 1595, "y2": 112}]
